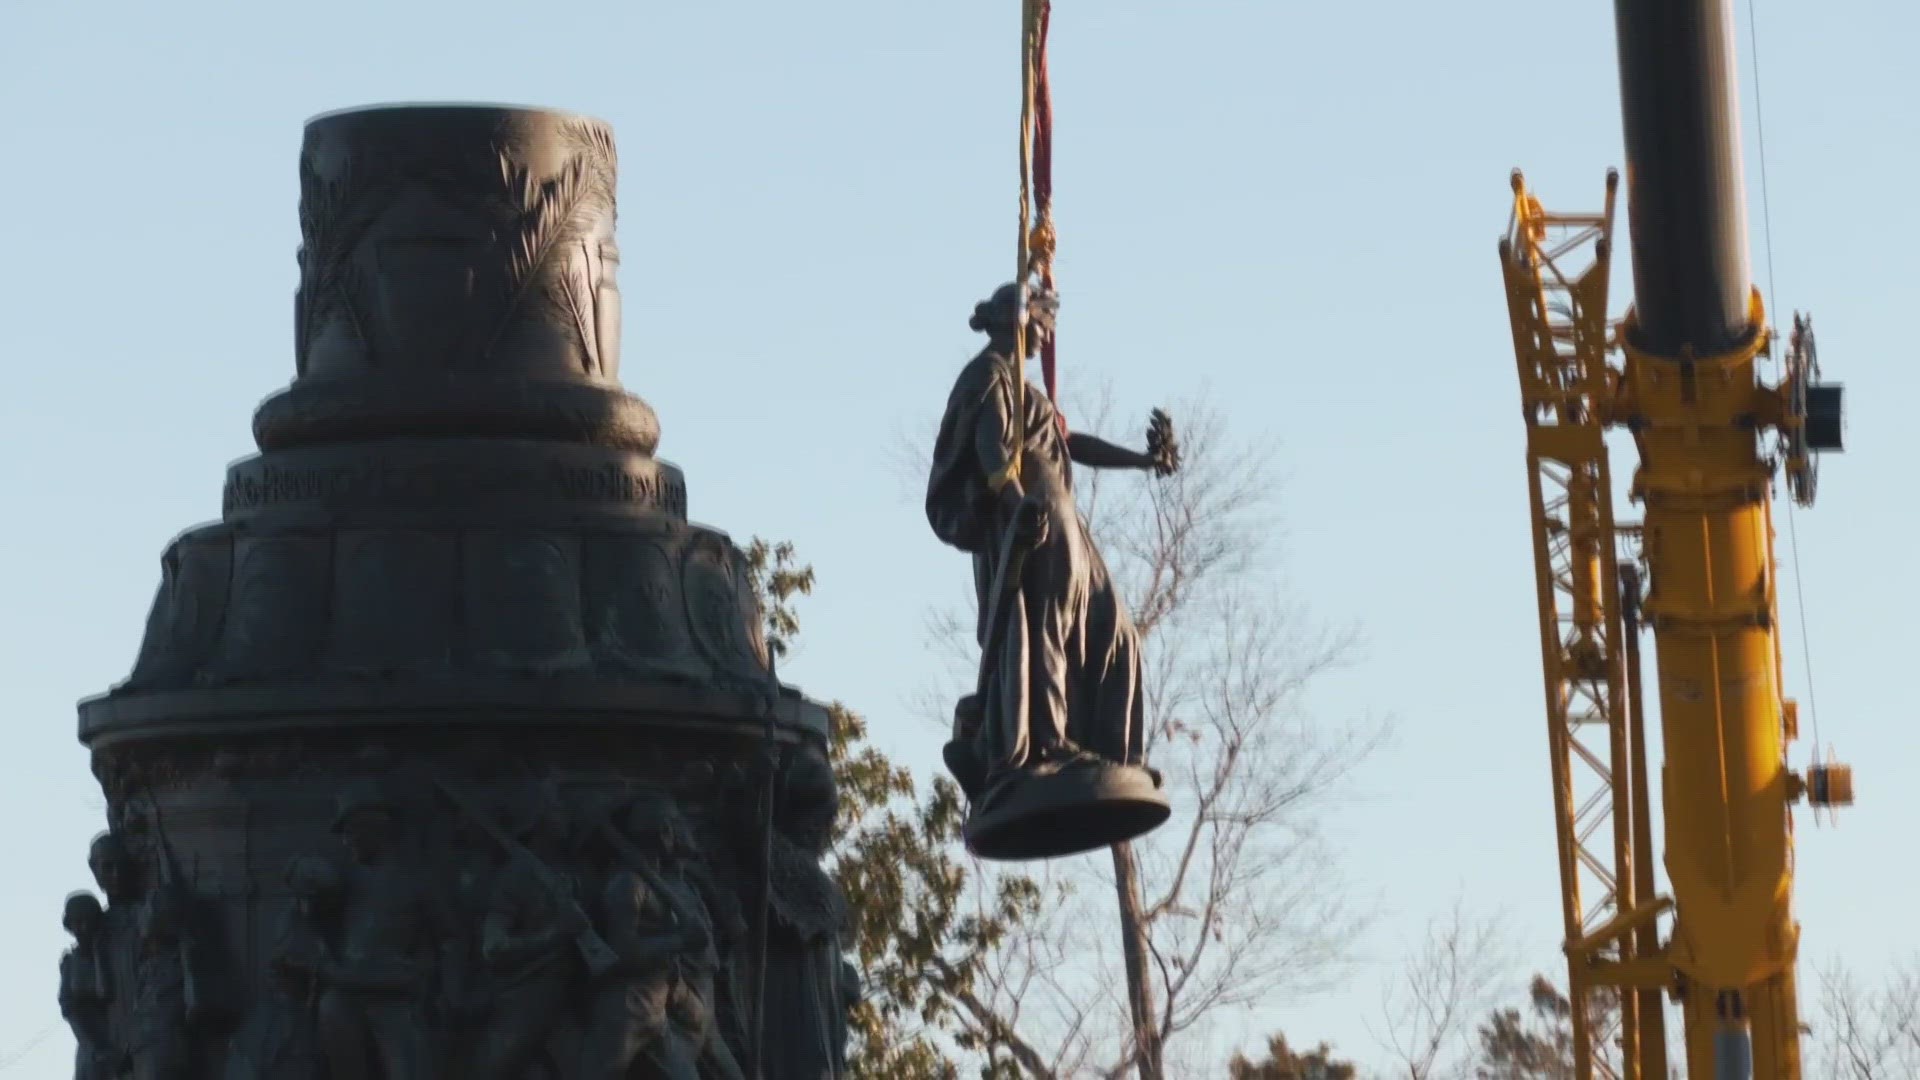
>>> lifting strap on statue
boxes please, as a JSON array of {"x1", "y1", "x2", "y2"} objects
[{"x1": 1011, "y1": 0, "x2": 1061, "y2": 487}]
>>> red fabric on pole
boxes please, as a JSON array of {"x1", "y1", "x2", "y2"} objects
[{"x1": 1033, "y1": 3, "x2": 1054, "y2": 217}]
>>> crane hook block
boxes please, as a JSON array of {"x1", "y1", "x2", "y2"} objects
[
  {"x1": 1806, "y1": 762, "x2": 1855, "y2": 808},
  {"x1": 1805, "y1": 383, "x2": 1844, "y2": 452}
]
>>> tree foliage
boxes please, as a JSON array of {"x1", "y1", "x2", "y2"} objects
[
  {"x1": 1468, "y1": 975, "x2": 1609, "y2": 1080},
  {"x1": 743, "y1": 538, "x2": 1049, "y2": 1080},
  {"x1": 1227, "y1": 1034, "x2": 1358, "y2": 1080},
  {"x1": 741, "y1": 538, "x2": 815, "y2": 662}
]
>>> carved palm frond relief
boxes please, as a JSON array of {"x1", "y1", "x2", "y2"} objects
[
  {"x1": 485, "y1": 131, "x2": 617, "y2": 370},
  {"x1": 295, "y1": 154, "x2": 380, "y2": 368}
]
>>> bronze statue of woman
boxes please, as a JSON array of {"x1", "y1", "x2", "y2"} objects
[{"x1": 926, "y1": 282, "x2": 1179, "y2": 860}]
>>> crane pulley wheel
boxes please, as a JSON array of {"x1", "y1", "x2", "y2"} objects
[{"x1": 1780, "y1": 313, "x2": 1844, "y2": 507}]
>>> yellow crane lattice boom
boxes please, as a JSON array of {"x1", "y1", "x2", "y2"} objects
[{"x1": 1500, "y1": 170, "x2": 1669, "y2": 1080}]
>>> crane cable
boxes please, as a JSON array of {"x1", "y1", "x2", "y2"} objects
[
  {"x1": 1744, "y1": 0, "x2": 1825, "y2": 764},
  {"x1": 1010, "y1": 0, "x2": 1060, "y2": 487}
]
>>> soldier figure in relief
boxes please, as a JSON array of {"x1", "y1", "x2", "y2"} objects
[
  {"x1": 245, "y1": 855, "x2": 341, "y2": 1080},
  {"x1": 126, "y1": 897, "x2": 189, "y2": 1080},
  {"x1": 300, "y1": 783, "x2": 452, "y2": 1080},
  {"x1": 59, "y1": 892, "x2": 116, "y2": 1080},
  {"x1": 85, "y1": 832, "x2": 143, "y2": 1074},
  {"x1": 611, "y1": 795, "x2": 749, "y2": 1055},
  {"x1": 471, "y1": 782, "x2": 597, "y2": 1080},
  {"x1": 579, "y1": 863, "x2": 734, "y2": 1080}
]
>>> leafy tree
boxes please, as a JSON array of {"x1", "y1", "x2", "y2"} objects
[
  {"x1": 1470, "y1": 975, "x2": 1602, "y2": 1080},
  {"x1": 1227, "y1": 1033, "x2": 1358, "y2": 1079},
  {"x1": 742, "y1": 538, "x2": 1049, "y2": 1080}
]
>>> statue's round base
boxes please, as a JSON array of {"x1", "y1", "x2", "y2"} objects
[{"x1": 963, "y1": 762, "x2": 1170, "y2": 861}]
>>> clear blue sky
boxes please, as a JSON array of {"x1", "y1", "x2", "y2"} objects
[{"x1": 2, "y1": 0, "x2": 1914, "y2": 1073}]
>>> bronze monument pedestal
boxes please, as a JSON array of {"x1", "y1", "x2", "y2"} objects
[{"x1": 59, "y1": 104, "x2": 852, "y2": 1080}]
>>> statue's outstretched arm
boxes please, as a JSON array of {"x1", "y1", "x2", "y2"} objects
[
  {"x1": 1066, "y1": 433, "x2": 1153, "y2": 472},
  {"x1": 1070, "y1": 409, "x2": 1181, "y2": 477}
]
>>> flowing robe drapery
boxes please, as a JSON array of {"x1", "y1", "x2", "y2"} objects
[{"x1": 926, "y1": 351, "x2": 1145, "y2": 774}]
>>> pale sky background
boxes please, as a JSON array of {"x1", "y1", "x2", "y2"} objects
[{"x1": 2, "y1": 0, "x2": 1915, "y2": 1074}]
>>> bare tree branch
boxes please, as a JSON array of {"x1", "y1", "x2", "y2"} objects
[
  {"x1": 932, "y1": 953, "x2": 1059, "y2": 1079},
  {"x1": 1367, "y1": 900, "x2": 1512, "y2": 1080},
  {"x1": 0, "y1": 1023, "x2": 59, "y2": 1073},
  {"x1": 1810, "y1": 956, "x2": 1920, "y2": 1079}
]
